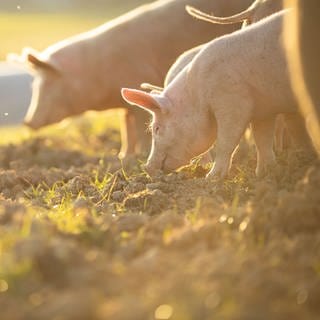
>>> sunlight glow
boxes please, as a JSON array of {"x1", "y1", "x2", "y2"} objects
[
  {"x1": 219, "y1": 214, "x2": 227, "y2": 223},
  {"x1": 239, "y1": 218, "x2": 250, "y2": 232},
  {"x1": 154, "y1": 304, "x2": 173, "y2": 320},
  {"x1": 0, "y1": 279, "x2": 9, "y2": 293}
]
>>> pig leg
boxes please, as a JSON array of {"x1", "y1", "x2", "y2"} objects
[
  {"x1": 119, "y1": 109, "x2": 137, "y2": 159},
  {"x1": 119, "y1": 108, "x2": 151, "y2": 159},
  {"x1": 283, "y1": 113, "x2": 314, "y2": 152},
  {"x1": 206, "y1": 104, "x2": 252, "y2": 179},
  {"x1": 131, "y1": 107, "x2": 151, "y2": 155},
  {"x1": 251, "y1": 117, "x2": 276, "y2": 177},
  {"x1": 274, "y1": 114, "x2": 289, "y2": 152}
]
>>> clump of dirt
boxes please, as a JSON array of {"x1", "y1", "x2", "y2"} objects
[{"x1": 248, "y1": 161, "x2": 320, "y2": 239}]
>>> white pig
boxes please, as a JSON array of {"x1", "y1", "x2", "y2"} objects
[
  {"x1": 14, "y1": 0, "x2": 252, "y2": 158},
  {"x1": 122, "y1": 10, "x2": 300, "y2": 179},
  {"x1": 140, "y1": 0, "x2": 286, "y2": 164}
]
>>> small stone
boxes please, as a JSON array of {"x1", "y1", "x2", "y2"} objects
[
  {"x1": 73, "y1": 198, "x2": 89, "y2": 209},
  {"x1": 146, "y1": 182, "x2": 162, "y2": 191},
  {"x1": 125, "y1": 182, "x2": 145, "y2": 194}
]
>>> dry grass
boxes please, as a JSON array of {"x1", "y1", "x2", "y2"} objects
[{"x1": 0, "y1": 122, "x2": 319, "y2": 320}]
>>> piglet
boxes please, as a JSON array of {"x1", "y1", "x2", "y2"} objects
[{"x1": 122, "y1": 10, "x2": 300, "y2": 179}]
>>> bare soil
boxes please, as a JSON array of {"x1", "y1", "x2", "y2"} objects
[{"x1": 0, "y1": 125, "x2": 319, "y2": 320}]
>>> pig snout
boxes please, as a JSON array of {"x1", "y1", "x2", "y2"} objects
[
  {"x1": 23, "y1": 119, "x2": 42, "y2": 130},
  {"x1": 144, "y1": 155, "x2": 188, "y2": 177},
  {"x1": 143, "y1": 160, "x2": 164, "y2": 177},
  {"x1": 23, "y1": 105, "x2": 45, "y2": 130},
  {"x1": 143, "y1": 154, "x2": 169, "y2": 177}
]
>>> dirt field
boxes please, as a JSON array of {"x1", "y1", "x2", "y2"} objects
[{"x1": 0, "y1": 114, "x2": 319, "y2": 320}]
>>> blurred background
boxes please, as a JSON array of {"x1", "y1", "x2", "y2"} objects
[
  {"x1": 0, "y1": 0, "x2": 151, "y2": 131},
  {"x1": 0, "y1": 0, "x2": 151, "y2": 59}
]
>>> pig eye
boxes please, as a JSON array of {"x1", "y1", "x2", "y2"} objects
[{"x1": 154, "y1": 126, "x2": 160, "y2": 134}]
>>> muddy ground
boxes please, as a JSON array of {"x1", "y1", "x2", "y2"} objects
[{"x1": 0, "y1": 120, "x2": 319, "y2": 320}]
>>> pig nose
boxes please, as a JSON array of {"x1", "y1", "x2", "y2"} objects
[
  {"x1": 143, "y1": 163, "x2": 160, "y2": 177},
  {"x1": 23, "y1": 120, "x2": 37, "y2": 130},
  {"x1": 23, "y1": 120, "x2": 33, "y2": 128}
]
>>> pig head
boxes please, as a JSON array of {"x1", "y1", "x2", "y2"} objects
[
  {"x1": 122, "y1": 76, "x2": 216, "y2": 176},
  {"x1": 23, "y1": 49, "x2": 82, "y2": 129}
]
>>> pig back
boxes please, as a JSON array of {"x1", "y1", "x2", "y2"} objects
[
  {"x1": 79, "y1": 0, "x2": 254, "y2": 107},
  {"x1": 187, "y1": 11, "x2": 298, "y2": 119},
  {"x1": 46, "y1": 0, "x2": 253, "y2": 112}
]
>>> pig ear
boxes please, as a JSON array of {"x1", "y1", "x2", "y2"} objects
[
  {"x1": 22, "y1": 48, "x2": 58, "y2": 72},
  {"x1": 121, "y1": 88, "x2": 170, "y2": 114},
  {"x1": 140, "y1": 83, "x2": 164, "y2": 95}
]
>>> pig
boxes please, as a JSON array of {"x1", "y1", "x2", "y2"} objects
[
  {"x1": 13, "y1": 0, "x2": 253, "y2": 159},
  {"x1": 142, "y1": 0, "x2": 290, "y2": 158},
  {"x1": 284, "y1": 0, "x2": 320, "y2": 153},
  {"x1": 141, "y1": 45, "x2": 202, "y2": 92},
  {"x1": 122, "y1": 10, "x2": 302, "y2": 179},
  {"x1": 185, "y1": 0, "x2": 315, "y2": 153}
]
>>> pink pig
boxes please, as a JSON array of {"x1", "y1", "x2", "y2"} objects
[
  {"x1": 122, "y1": 10, "x2": 302, "y2": 178},
  {"x1": 15, "y1": 0, "x2": 252, "y2": 158}
]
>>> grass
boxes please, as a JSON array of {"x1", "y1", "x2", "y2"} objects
[
  {"x1": 0, "y1": 125, "x2": 31, "y2": 145},
  {"x1": 0, "y1": 110, "x2": 121, "y2": 147}
]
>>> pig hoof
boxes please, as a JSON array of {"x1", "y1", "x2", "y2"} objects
[{"x1": 118, "y1": 151, "x2": 126, "y2": 160}]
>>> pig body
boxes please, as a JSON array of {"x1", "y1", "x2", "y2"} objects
[
  {"x1": 164, "y1": 45, "x2": 201, "y2": 87},
  {"x1": 166, "y1": 0, "x2": 283, "y2": 86},
  {"x1": 123, "y1": 10, "x2": 299, "y2": 178},
  {"x1": 248, "y1": 0, "x2": 283, "y2": 24},
  {"x1": 155, "y1": 0, "x2": 287, "y2": 161},
  {"x1": 19, "y1": 0, "x2": 252, "y2": 158},
  {"x1": 186, "y1": 0, "x2": 314, "y2": 153}
]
